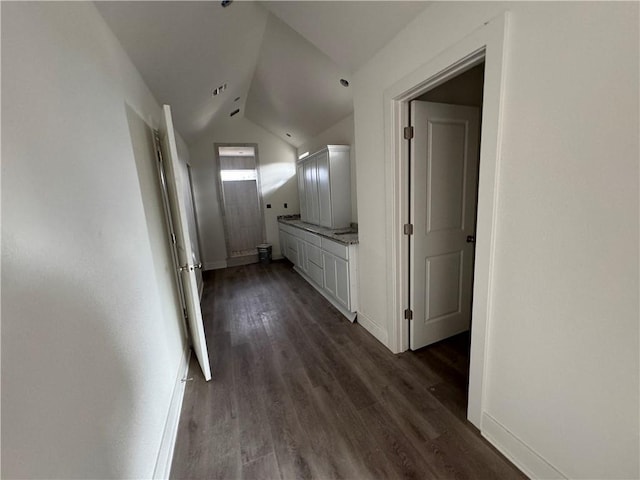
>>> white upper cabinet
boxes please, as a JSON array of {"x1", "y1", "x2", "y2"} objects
[
  {"x1": 303, "y1": 158, "x2": 320, "y2": 225},
  {"x1": 316, "y1": 151, "x2": 331, "y2": 227},
  {"x1": 297, "y1": 164, "x2": 307, "y2": 221},
  {"x1": 298, "y1": 145, "x2": 351, "y2": 229}
]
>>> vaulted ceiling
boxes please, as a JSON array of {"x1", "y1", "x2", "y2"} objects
[{"x1": 96, "y1": 1, "x2": 430, "y2": 147}]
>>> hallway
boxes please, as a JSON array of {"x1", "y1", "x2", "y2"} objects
[{"x1": 171, "y1": 261, "x2": 525, "y2": 479}]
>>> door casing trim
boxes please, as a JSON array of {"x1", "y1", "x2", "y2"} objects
[
  {"x1": 382, "y1": 11, "x2": 509, "y2": 428},
  {"x1": 213, "y1": 142, "x2": 267, "y2": 260}
]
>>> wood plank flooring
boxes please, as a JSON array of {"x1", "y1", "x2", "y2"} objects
[{"x1": 170, "y1": 261, "x2": 526, "y2": 479}]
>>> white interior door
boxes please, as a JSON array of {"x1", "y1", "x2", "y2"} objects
[
  {"x1": 184, "y1": 163, "x2": 204, "y2": 297},
  {"x1": 160, "y1": 105, "x2": 211, "y2": 380},
  {"x1": 410, "y1": 101, "x2": 480, "y2": 350}
]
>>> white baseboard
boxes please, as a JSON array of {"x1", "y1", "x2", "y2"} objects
[
  {"x1": 153, "y1": 348, "x2": 191, "y2": 479},
  {"x1": 482, "y1": 412, "x2": 566, "y2": 480},
  {"x1": 355, "y1": 311, "x2": 389, "y2": 347},
  {"x1": 204, "y1": 260, "x2": 226, "y2": 271}
]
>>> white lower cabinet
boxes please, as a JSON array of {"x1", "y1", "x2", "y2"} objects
[
  {"x1": 322, "y1": 252, "x2": 350, "y2": 310},
  {"x1": 279, "y1": 229, "x2": 287, "y2": 259},
  {"x1": 279, "y1": 223, "x2": 358, "y2": 321},
  {"x1": 335, "y1": 256, "x2": 350, "y2": 309},
  {"x1": 286, "y1": 232, "x2": 298, "y2": 264},
  {"x1": 297, "y1": 237, "x2": 307, "y2": 272},
  {"x1": 307, "y1": 261, "x2": 324, "y2": 287},
  {"x1": 323, "y1": 252, "x2": 336, "y2": 297}
]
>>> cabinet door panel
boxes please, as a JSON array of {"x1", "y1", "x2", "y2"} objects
[
  {"x1": 298, "y1": 238, "x2": 308, "y2": 272},
  {"x1": 335, "y1": 257, "x2": 350, "y2": 309},
  {"x1": 297, "y1": 165, "x2": 307, "y2": 222},
  {"x1": 279, "y1": 229, "x2": 287, "y2": 259},
  {"x1": 286, "y1": 232, "x2": 297, "y2": 262},
  {"x1": 308, "y1": 261, "x2": 324, "y2": 287},
  {"x1": 304, "y1": 159, "x2": 319, "y2": 224},
  {"x1": 323, "y1": 253, "x2": 337, "y2": 297},
  {"x1": 316, "y1": 152, "x2": 332, "y2": 227}
]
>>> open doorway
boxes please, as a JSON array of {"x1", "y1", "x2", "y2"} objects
[
  {"x1": 409, "y1": 62, "x2": 484, "y2": 350},
  {"x1": 214, "y1": 144, "x2": 266, "y2": 266},
  {"x1": 383, "y1": 13, "x2": 508, "y2": 428},
  {"x1": 407, "y1": 63, "x2": 484, "y2": 419}
]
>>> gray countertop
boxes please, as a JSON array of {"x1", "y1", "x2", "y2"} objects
[{"x1": 278, "y1": 217, "x2": 359, "y2": 245}]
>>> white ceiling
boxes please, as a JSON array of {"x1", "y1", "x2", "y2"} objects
[
  {"x1": 262, "y1": 1, "x2": 430, "y2": 73},
  {"x1": 96, "y1": 1, "x2": 430, "y2": 147}
]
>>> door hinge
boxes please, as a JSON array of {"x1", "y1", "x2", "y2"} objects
[
  {"x1": 179, "y1": 262, "x2": 203, "y2": 272},
  {"x1": 171, "y1": 233, "x2": 177, "y2": 245},
  {"x1": 183, "y1": 308, "x2": 188, "y2": 319},
  {"x1": 404, "y1": 126, "x2": 414, "y2": 140},
  {"x1": 404, "y1": 308, "x2": 413, "y2": 320},
  {"x1": 403, "y1": 223, "x2": 414, "y2": 235}
]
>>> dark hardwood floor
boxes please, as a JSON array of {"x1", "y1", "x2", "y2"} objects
[{"x1": 170, "y1": 261, "x2": 525, "y2": 479}]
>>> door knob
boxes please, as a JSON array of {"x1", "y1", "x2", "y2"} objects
[{"x1": 466, "y1": 235, "x2": 475, "y2": 243}]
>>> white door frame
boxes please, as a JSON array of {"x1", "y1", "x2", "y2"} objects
[
  {"x1": 213, "y1": 143, "x2": 267, "y2": 261},
  {"x1": 383, "y1": 12, "x2": 509, "y2": 428}
]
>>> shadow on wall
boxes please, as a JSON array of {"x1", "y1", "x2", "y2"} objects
[
  {"x1": 1, "y1": 255, "x2": 137, "y2": 478},
  {"x1": 259, "y1": 161, "x2": 296, "y2": 198}
]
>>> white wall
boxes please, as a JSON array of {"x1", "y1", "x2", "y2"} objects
[
  {"x1": 2, "y1": 3, "x2": 188, "y2": 478},
  {"x1": 297, "y1": 114, "x2": 358, "y2": 223},
  {"x1": 353, "y1": 2, "x2": 638, "y2": 479},
  {"x1": 189, "y1": 116, "x2": 299, "y2": 266}
]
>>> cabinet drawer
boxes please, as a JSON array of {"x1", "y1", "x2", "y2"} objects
[
  {"x1": 306, "y1": 243, "x2": 323, "y2": 267},
  {"x1": 321, "y1": 237, "x2": 348, "y2": 260},
  {"x1": 305, "y1": 231, "x2": 322, "y2": 247},
  {"x1": 308, "y1": 261, "x2": 324, "y2": 287}
]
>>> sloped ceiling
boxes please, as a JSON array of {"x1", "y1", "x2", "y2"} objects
[
  {"x1": 244, "y1": 13, "x2": 353, "y2": 147},
  {"x1": 96, "y1": 1, "x2": 430, "y2": 147},
  {"x1": 262, "y1": 1, "x2": 430, "y2": 73}
]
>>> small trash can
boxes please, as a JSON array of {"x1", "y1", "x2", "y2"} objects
[{"x1": 257, "y1": 243, "x2": 272, "y2": 264}]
